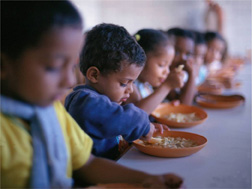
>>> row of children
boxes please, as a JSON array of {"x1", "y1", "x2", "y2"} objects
[
  {"x1": 0, "y1": 1, "x2": 183, "y2": 188},
  {"x1": 65, "y1": 25, "x2": 229, "y2": 162},
  {"x1": 2, "y1": 0, "x2": 238, "y2": 188}
]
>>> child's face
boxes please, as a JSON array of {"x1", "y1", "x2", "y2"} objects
[
  {"x1": 170, "y1": 37, "x2": 194, "y2": 70},
  {"x1": 205, "y1": 38, "x2": 225, "y2": 64},
  {"x1": 195, "y1": 44, "x2": 207, "y2": 67},
  {"x1": 95, "y1": 63, "x2": 143, "y2": 104},
  {"x1": 1, "y1": 27, "x2": 84, "y2": 107},
  {"x1": 138, "y1": 46, "x2": 175, "y2": 87}
]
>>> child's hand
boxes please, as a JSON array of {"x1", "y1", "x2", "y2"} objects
[
  {"x1": 170, "y1": 99, "x2": 180, "y2": 106},
  {"x1": 141, "y1": 123, "x2": 170, "y2": 142},
  {"x1": 184, "y1": 59, "x2": 197, "y2": 76},
  {"x1": 152, "y1": 122, "x2": 170, "y2": 134},
  {"x1": 142, "y1": 173, "x2": 184, "y2": 188},
  {"x1": 165, "y1": 68, "x2": 185, "y2": 89},
  {"x1": 141, "y1": 123, "x2": 155, "y2": 141}
]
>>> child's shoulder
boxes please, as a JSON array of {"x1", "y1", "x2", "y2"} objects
[
  {"x1": 64, "y1": 85, "x2": 111, "y2": 109},
  {"x1": 70, "y1": 85, "x2": 100, "y2": 98}
]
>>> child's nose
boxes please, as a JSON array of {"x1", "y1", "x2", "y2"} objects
[
  {"x1": 61, "y1": 68, "x2": 76, "y2": 88},
  {"x1": 163, "y1": 67, "x2": 169, "y2": 75},
  {"x1": 127, "y1": 83, "x2": 134, "y2": 94},
  {"x1": 181, "y1": 53, "x2": 188, "y2": 62},
  {"x1": 213, "y1": 50, "x2": 222, "y2": 61}
]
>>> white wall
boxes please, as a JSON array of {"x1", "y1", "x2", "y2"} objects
[{"x1": 71, "y1": 0, "x2": 251, "y2": 57}]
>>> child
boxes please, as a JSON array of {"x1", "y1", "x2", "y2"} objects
[
  {"x1": 124, "y1": 29, "x2": 185, "y2": 114},
  {"x1": 204, "y1": 31, "x2": 237, "y2": 89},
  {"x1": 167, "y1": 28, "x2": 197, "y2": 105},
  {"x1": 192, "y1": 30, "x2": 208, "y2": 86},
  {"x1": 194, "y1": 31, "x2": 225, "y2": 94},
  {"x1": 204, "y1": 31, "x2": 227, "y2": 74},
  {"x1": 64, "y1": 23, "x2": 169, "y2": 160},
  {"x1": 0, "y1": 1, "x2": 183, "y2": 188}
]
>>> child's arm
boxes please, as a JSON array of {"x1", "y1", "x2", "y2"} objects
[
  {"x1": 205, "y1": 0, "x2": 224, "y2": 35},
  {"x1": 73, "y1": 154, "x2": 183, "y2": 188},
  {"x1": 179, "y1": 60, "x2": 197, "y2": 105},
  {"x1": 126, "y1": 70, "x2": 184, "y2": 115},
  {"x1": 65, "y1": 90, "x2": 151, "y2": 141}
]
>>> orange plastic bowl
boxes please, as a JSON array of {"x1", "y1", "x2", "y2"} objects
[
  {"x1": 133, "y1": 130, "x2": 207, "y2": 158},
  {"x1": 195, "y1": 94, "x2": 245, "y2": 109},
  {"x1": 151, "y1": 103, "x2": 208, "y2": 128},
  {"x1": 88, "y1": 183, "x2": 144, "y2": 189}
]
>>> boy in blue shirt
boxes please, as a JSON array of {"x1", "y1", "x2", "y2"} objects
[
  {"x1": 65, "y1": 23, "x2": 168, "y2": 160},
  {"x1": 1, "y1": 2, "x2": 183, "y2": 188}
]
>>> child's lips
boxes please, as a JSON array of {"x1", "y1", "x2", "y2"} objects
[
  {"x1": 121, "y1": 96, "x2": 129, "y2": 102},
  {"x1": 159, "y1": 78, "x2": 165, "y2": 83},
  {"x1": 121, "y1": 98, "x2": 128, "y2": 102}
]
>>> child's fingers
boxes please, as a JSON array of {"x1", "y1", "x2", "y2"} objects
[
  {"x1": 154, "y1": 123, "x2": 170, "y2": 133},
  {"x1": 154, "y1": 123, "x2": 163, "y2": 134},
  {"x1": 163, "y1": 125, "x2": 170, "y2": 131},
  {"x1": 171, "y1": 99, "x2": 180, "y2": 106}
]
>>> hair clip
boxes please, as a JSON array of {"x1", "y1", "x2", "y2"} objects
[{"x1": 135, "y1": 34, "x2": 141, "y2": 41}]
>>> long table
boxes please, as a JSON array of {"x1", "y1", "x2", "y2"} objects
[{"x1": 118, "y1": 63, "x2": 251, "y2": 188}]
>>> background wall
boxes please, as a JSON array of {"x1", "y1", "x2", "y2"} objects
[{"x1": 71, "y1": 0, "x2": 251, "y2": 57}]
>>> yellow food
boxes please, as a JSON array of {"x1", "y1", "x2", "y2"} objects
[
  {"x1": 163, "y1": 112, "x2": 200, "y2": 123},
  {"x1": 140, "y1": 136, "x2": 198, "y2": 148},
  {"x1": 175, "y1": 65, "x2": 184, "y2": 72}
]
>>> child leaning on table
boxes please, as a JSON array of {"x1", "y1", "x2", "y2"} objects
[
  {"x1": 124, "y1": 29, "x2": 185, "y2": 115},
  {"x1": 0, "y1": 1, "x2": 183, "y2": 188},
  {"x1": 65, "y1": 23, "x2": 169, "y2": 160},
  {"x1": 167, "y1": 28, "x2": 197, "y2": 105}
]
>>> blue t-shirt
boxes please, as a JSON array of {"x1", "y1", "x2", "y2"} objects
[{"x1": 64, "y1": 85, "x2": 150, "y2": 160}]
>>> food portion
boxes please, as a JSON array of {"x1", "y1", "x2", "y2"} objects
[
  {"x1": 154, "y1": 112, "x2": 201, "y2": 123},
  {"x1": 175, "y1": 64, "x2": 184, "y2": 72},
  {"x1": 139, "y1": 136, "x2": 198, "y2": 148}
]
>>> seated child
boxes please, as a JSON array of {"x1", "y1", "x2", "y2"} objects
[
  {"x1": 0, "y1": 1, "x2": 183, "y2": 188},
  {"x1": 124, "y1": 29, "x2": 185, "y2": 114},
  {"x1": 204, "y1": 31, "x2": 227, "y2": 74},
  {"x1": 192, "y1": 30, "x2": 208, "y2": 86},
  {"x1": 167, "y1": 28, "x2": 197, "y2": 105},
  {"x1": 203, "y1": 31, "x2": 234, "y2": 89},
  {"x1": 191, "y1": 30, "x2": 224, "y2": 94},
  {"x1": 64, "y1": 23, "x2": 168, "y2": 160}
]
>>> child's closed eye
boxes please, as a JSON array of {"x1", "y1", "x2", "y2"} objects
[
  {"x1": 120, "y1": 83, "x2": 127, "y2": 87},
  {"x1": 158, "y1": 64, "x2": 165, "y2": 68},
  {"x1": 45, "y1": 66, "x2": 61, "y2": 72}
]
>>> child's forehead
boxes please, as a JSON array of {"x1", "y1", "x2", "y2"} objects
[
  {"x1": 176, "y1": 36, "x2": 194, "y2": 44},
  {"x1": 148, "y1": 44, "x2": 174, "y2": 57},
  {"x1": 208, "y1": 38, "x2": 225, "y2": 47},
  {"x1": 38, "y1": 27, "x2": 83, "y2": 45},
  {"x1": 175, "y1": 37, "x2": 194, "y2": 50}
]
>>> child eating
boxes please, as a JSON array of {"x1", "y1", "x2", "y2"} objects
[
  {"x1": 65, "y1": 23, "x2": 168, "y2": 160},
  {"x1": 1, "y1": 1, "x2": 183, "y2": 188},
  {"x1": 124, "y1": 29, "x2": 185, "y2": 114}
]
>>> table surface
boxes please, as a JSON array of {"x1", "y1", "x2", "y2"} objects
[{"x1": 117, "y1": 63, "x2": 251, "y2": 189}]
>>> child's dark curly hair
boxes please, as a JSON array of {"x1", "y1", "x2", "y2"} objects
[
  {"x1": 135, "y1": 29, "x2": 169, "y2": 55},
  {"x1": 171, "y1": 28, "x2": 195, "y2": 41},
  {"x1": 80, "y1": 23, "x2": 146, "y2": 76}
]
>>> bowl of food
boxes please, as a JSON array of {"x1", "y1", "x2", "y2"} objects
[
  {"x1": 133, "y1": 130, "x2": 207, "y2": 158},
  {"x1": 197, "y1": 80, "x2": 224, "y2": 94},
  {"x1": 151, "y1": 103, "x2": 208, "y2": 128},
  {"x1": 195, "y1": 94, "x2": 245, "y2": 109},
  {"x1": 87, "y1": 183, "x2": 144, "y2": 189}
]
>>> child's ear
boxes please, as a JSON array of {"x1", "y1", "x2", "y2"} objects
[{"x1": 86, "y1": 66, "x2": 100, "y2": 83}]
